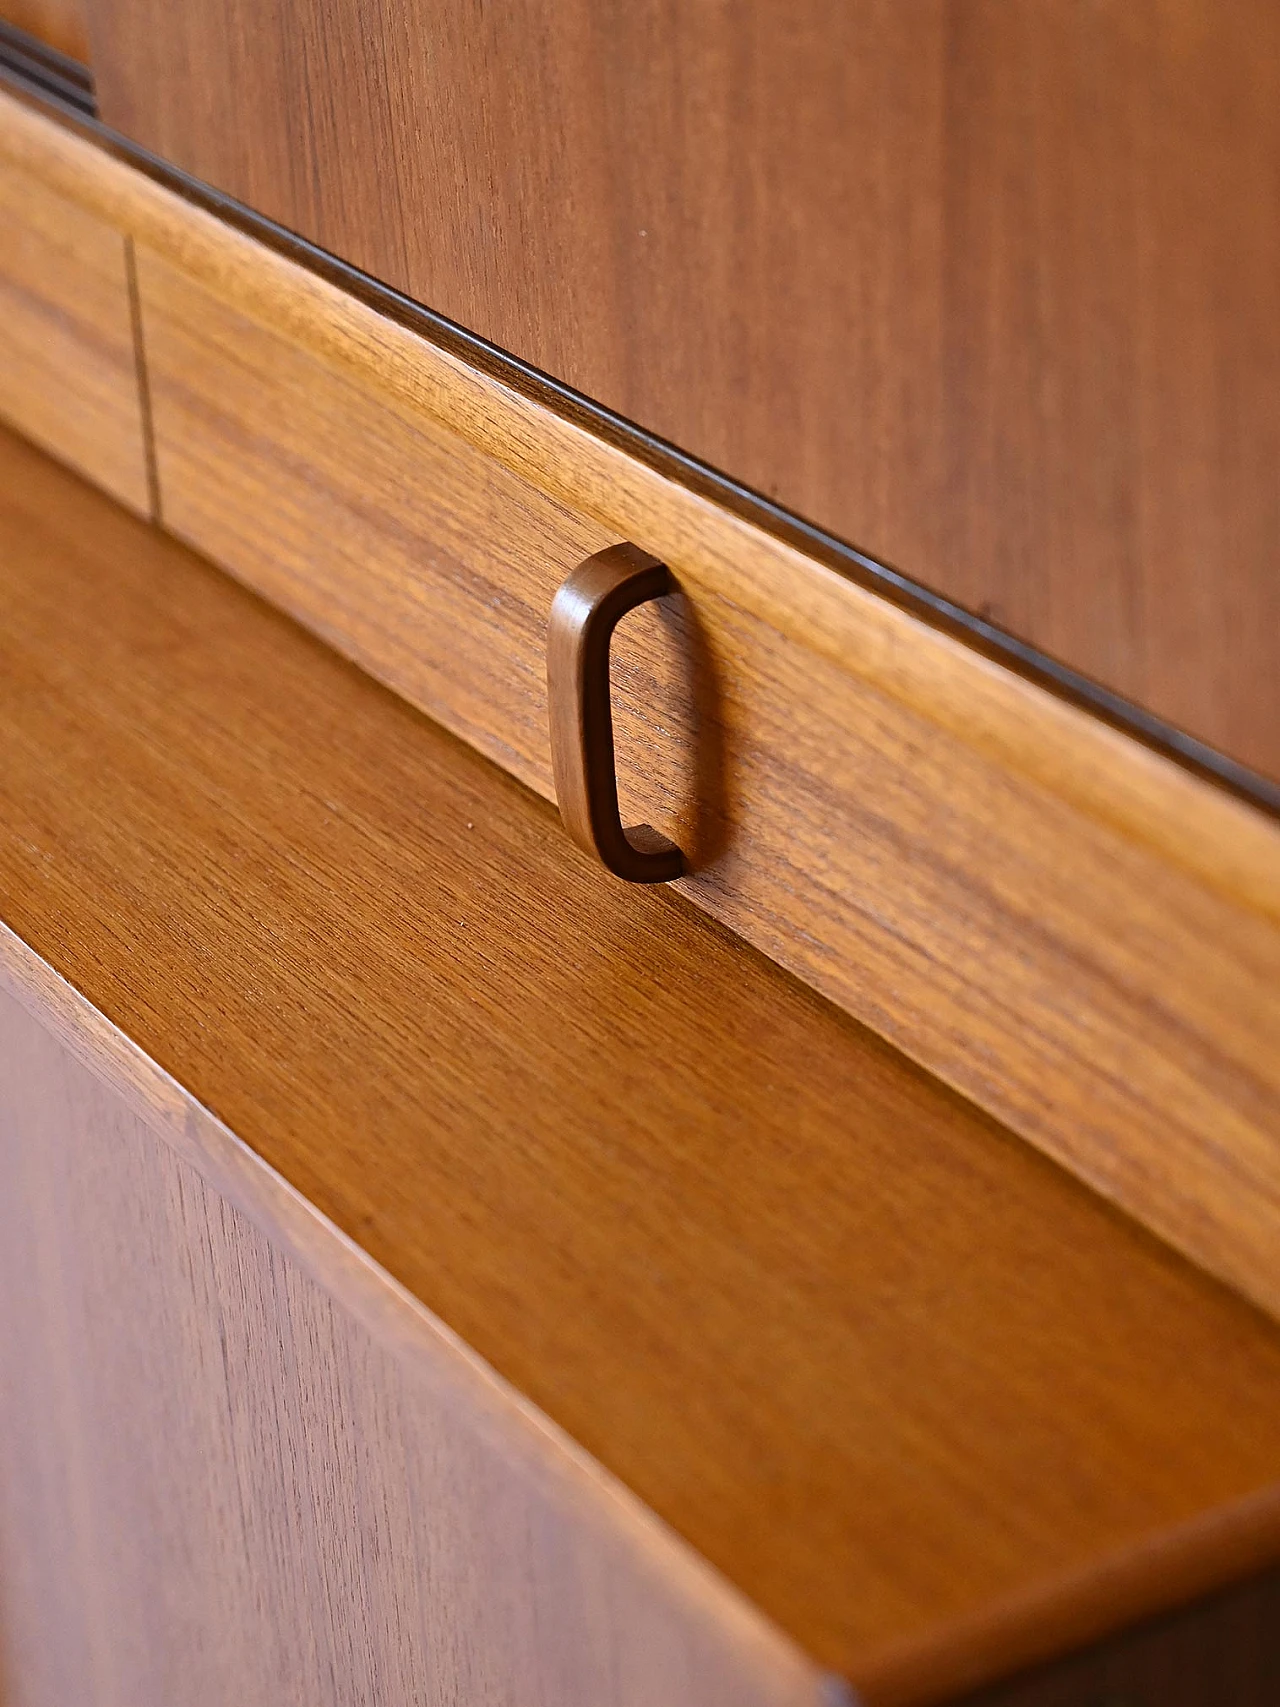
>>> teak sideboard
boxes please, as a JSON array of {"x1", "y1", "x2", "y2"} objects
[{"x1": 0, "y1": 7, "x2": 1278, "y2": 1706}]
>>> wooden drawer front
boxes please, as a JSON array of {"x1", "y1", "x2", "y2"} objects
[
  {"x1": 2, "y1": 89, "x2": 1280, "y2": 1331},
  {"x1": 140, "y1": 249, "x2": 614, "y2": 792},
  {"x1": 0, "y1": 148, "x2": 149, "y2": 511}
]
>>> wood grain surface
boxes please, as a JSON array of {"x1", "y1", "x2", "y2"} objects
[
  {"x1": 0, "y1": 977, "x2": 825, "y2": 1707},
  {"x1": 0, "y1": 0, "x2": 89, "y2": 60},
  {"x1": 3, "y1": 424, "x2": 1280, "y2": 1705},
  {"x1": 954, "y1": 1567, "x2": 1280, "y2": 1707},
  {"x1": 1, "y1": 86, "x2": 1276, "y2": 1327},
  {"x1": 132, "y1": 235, "x2": 1280, "y2": 1327},
  {"x1": 0, "y1": 149, "x2": 148, "y2": 511},
  {"x1": 81, "y1": 0, "x2": 1280, "y2": 778}
]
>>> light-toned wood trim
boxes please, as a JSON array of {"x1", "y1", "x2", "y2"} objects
[
  {"x1": 0, "y1": 142, "x2": 151, "y2": 512},
  {"x1": 0, "y1": 921, "x2": 836, "y2": 1707},
  {"x1": 1, "y1": 89, "x2": 1278, "y2": 1327}
]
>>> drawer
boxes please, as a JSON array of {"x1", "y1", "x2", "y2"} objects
[{"x1": 1, "y1": 87, "x2": 1277, "y2": 1329}]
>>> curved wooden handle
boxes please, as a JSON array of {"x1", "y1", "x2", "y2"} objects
[{"x1": 547, "y1": 544, "x2": 686, "y2": 883}]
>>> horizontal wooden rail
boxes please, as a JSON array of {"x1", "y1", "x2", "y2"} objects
[{"x1": 1, "y1": 86, "x2": 1279, "y2": 1325}]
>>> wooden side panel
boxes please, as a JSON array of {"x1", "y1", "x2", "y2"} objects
[
  {"x1": 83, "y1": 0, "x2": 1280, "y2": 778},
  {"x1": 4, "y1": 425, "x2": 1280, "y2": 1703},
  {"x1": 0, "y1": 1, "x2": 90, "y2": 60},
  {"x1": 954, "y1": 1568, "x2": 1280, "y2": 1706},
  {"x1": 0, "y1": 977, "x2": 825, "y2": 1707},
  {"x1": 0, "y1": 152, "x2": 148, "y2": 511},
  {"x1": 132, "y1": 244, "x2": 1280, "y2": 1327}
]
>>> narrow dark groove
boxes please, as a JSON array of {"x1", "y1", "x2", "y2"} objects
[
  {"x1": 1, "y1": 52, "x2": 1276, "y2": 818},
  {"x1": 123, "y1": 235, "x2": 163, "y2": 526},
  {"x1": 0, "y1": 22, "x2": 93, "y2": 115}
]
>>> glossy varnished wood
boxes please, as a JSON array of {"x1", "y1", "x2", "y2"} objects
[
  {"x1": 2, "y1": 426, "x2": 1280, "y2": 1704},
  {"x1": 1, "y1": 87, "x2": 1276, "y2": 1325},
  {"x1": 0, "y1": 148, "x2": 148, "y2": 511},
  {"x1": 0, "y1": 963, "x2": 822, "y2": 1707},
  {"x1": 82, "y1": 0, "x2": 1280, "y2": 777}
]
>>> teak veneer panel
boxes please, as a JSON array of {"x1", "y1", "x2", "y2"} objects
[
  {"x1": 0, "y1": 148, "x2": 148, "y2": 511},
  {"x1": 3, "y1": 425, "x2": 1280, "y2": 1705},
  {"x1": 83, "y1": 0, "x2": 1280, "y2": 777},
  {"x1": 0, "y1": 87, "x2": 1277, "y2": 1327},
  {"x1": 0, "y1": 968, "x2": 821, "y2": 1707}
]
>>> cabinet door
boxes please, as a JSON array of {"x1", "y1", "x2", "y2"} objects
[{"x1": 79, "y1": 0, "x2": 1280, "y2": 778}]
